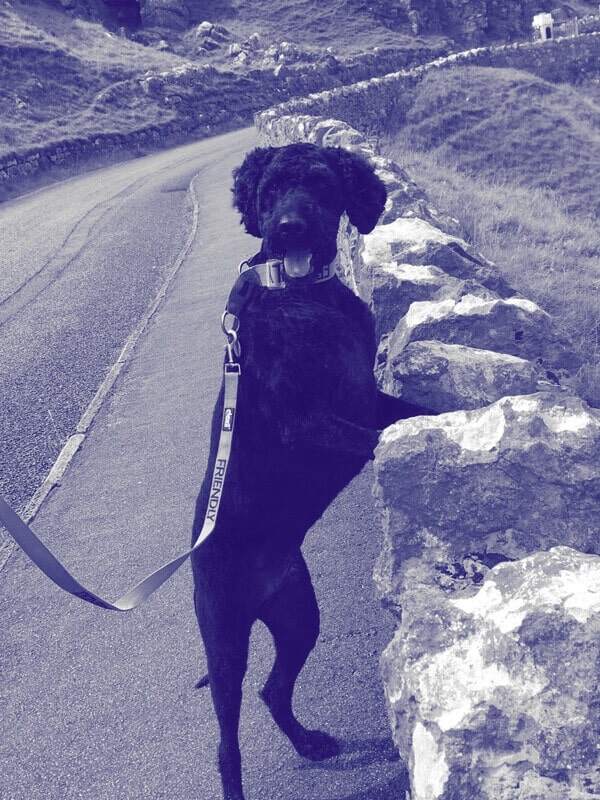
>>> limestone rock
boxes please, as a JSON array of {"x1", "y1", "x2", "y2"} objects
[
  {"x1": 333, "y1": 214, "x2": 362, "y2": 296},
  {"x1": 368, "y1": 262, "x2": 460, "y2": 338},
  {"x1": 381, "y1": 340, "x2": 543, "y2": 412},
  {"x1": 195, "y1": 20, "x2": 213, "y2": 36},
  {"x1": 375, "y1": 392, "x2": 600, "y2": 799},
  {"x1": 273, "y1": 64, "x2": 288, "y2": 79},
  {"x1": 200, "y1": 38, "x2": 220, "y2": 52},
  {"x1": 244, "y1": 32, "x2": 261, "y2": 50},
  {"x1": 383, "y1": 291, "x2": 580, "y2": 372},
  {"x1": 381, "y1": 547, "x2": 600, "y2": 800},
  {"x1": 374, "y1": 391, "x2": 600, "y2": 605},
  {"x1": 371, "y1": 156, "x2": 461, "y2": 236},
  {"x1": 202, "y1": 26, "x2": 230, "y2": 46},
  {"x1": 362, "y1": 217, "x2": 513, "y2": 296}
]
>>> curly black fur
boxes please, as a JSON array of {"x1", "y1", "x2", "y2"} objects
[{"x1": 192, "y1": 143, "x2": 425, "y2": 800}]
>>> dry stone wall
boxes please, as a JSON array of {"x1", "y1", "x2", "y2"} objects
[
  {"x1": 258, "y1": 110, "x2": 600, "y2": 799},
  {"x1": 257, "y1": 32, "x2": 600, "y2": 138},
  {"x1": 0, "y1": 121, "x2": 198, "y2": 201},
  {"x1": 0, "y1": 42, "x2": 447, "y2": 202}
]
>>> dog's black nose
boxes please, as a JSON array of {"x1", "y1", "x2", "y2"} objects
[{"x1": 278, "y1": 216, "x2": 306, "y2": 239}]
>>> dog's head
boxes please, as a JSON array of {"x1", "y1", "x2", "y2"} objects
[{"x1": 231, "y1": 143, "x2": 387, "y2": 278}]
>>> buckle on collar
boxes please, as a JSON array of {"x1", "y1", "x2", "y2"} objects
[
  {"x1": 265, "y1": 259, "x2": 285, "y2": 288},
  {"x1": 238, "y1": 257, "x2": 336, "y2": 290},
  {"x1": 238, "y1": 259, "x2": 287, "y2": 289}
]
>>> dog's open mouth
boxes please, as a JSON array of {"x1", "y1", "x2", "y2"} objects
[{"x1": 283, "y1": 247, "x2": 313, "y2": 279}]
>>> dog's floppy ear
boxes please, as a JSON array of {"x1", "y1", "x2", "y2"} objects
[
  {"x1": 232, "y1": 147, "x2": 278, "y2": 237},
  {"x1": 325, "y1": 147, "x2": 387, "y2": 234}
]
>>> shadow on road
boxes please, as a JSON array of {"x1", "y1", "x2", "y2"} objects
[{"x1": 293, "y1": 736, "x2": 410, "y2": 799}]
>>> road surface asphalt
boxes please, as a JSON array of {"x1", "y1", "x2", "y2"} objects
[{"x1": 0, "y1": 127, "x2": 409, "y2": 800}]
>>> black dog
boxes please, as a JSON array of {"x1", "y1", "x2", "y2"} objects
[{"x1": 191, "y1": 143, "x2": 424, "y2": 800}]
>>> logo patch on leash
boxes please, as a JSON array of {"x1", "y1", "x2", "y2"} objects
[{"x1": 223, "y1": 407, "x2": 235, "y2": 432}]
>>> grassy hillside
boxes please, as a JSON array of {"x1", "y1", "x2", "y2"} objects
[
  {"x1": 201, "y1": 0, "x2": 439, "y2": 56},
  {"x1": 3, "y1": 0, "x2": 597, "y2": 161},
  {"x1": 0, "y1": 0, "x2": 447, "y2": 157},
  {"x1": 385, "y1": 66, "x2": 600, "y2": 218},
  {"x1": 383, "y1": 66, "x2": 600, "y2": 405},
  {"x1": 0, "y1": 2, "x2": 186, "y2": 153}
]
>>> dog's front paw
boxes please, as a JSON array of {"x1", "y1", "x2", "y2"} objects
[{"x1": 292, "y1": 728, "x2": 340, "y2": 761}]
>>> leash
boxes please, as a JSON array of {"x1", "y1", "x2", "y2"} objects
[
  {"x1": 0, "y1": 358, "x2": 239, "y2": 611},
  {"x1": 0, "y1": 255, "x2": 334, "y2": 611}
]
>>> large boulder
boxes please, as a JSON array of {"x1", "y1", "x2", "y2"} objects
[
  {"x1": 374, "y1": 391, "x2": 600, "y2": 606},
  {"x1": 380, "y1": 291, "x2": 580, "y2": 373},
  {"x1": 375, "y1": 391, "x2": 600, "y2": 799},
  {"x1": 369, "y1": 262, "x2": 460, "y2": 338},
  {"x1": 381, "y1": 546, "x2": 600, "y2": 800}
]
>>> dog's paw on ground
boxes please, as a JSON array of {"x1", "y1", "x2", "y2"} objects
[{"x1": 292, "y1": 728, "x2": 341, "y2": 761}]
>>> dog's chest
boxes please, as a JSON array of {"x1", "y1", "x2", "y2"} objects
[{"x1": 240, "y1": 285, "x2": 375, "y2": 412}]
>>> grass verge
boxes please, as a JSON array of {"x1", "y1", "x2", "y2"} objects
[
  {"x1": 382, "y1": 63, "x2": 600, "y2": 405},
  {"x1": 381, "y1": 139, "x2": 600, "y2": 406}
]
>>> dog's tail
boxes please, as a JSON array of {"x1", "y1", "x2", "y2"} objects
[{"x1": 195, "y1": 673, "x2": 210, "y2": 690}]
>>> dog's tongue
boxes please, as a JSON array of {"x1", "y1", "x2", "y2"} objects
[{"x1": 283, "y1": 248, "x2": 312, "y2": 278}]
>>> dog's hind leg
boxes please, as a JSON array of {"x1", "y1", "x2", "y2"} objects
[
  {"x1": 257, "y1": 552, "x2": 340, "y2": 761},
  {"x1": 196, "y1": 591, "x2": 251, "y2": 800}
]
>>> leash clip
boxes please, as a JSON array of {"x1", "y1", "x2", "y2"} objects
[
  {"x1": 221, "y1": 310, "x2": 241, "y2": 363},
  {"x1": 225, "y1": 332, "x2": 241, "y2": 364}
]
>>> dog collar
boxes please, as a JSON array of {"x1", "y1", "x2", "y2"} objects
[
  {"x1": 238, "y1": 257, "x2": 336, "y2": 290},
  {"x1": 225, "y1": 256, "x2": 337, "y2": 322}
]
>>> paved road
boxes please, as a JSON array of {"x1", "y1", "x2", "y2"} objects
[
  {"x1": 0, "y1": 128, "x2": 408, "y2": 799},
  {"x1": 0, "y1": 137, "x2": 221, "y2": 522}
]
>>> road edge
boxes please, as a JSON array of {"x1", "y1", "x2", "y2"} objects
[{"x1": 0, "y1": 172, "x2": 202, "y2": 573}]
